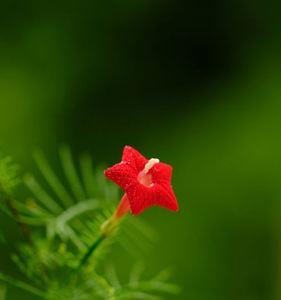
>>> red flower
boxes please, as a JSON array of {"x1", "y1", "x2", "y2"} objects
[{"x1": 104, "y1": 146, "x2": 179, "y2": 216}]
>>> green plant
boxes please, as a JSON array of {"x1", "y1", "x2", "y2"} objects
[{"x1": 0, "y1": 147, "x2": 179, "y2": 299}]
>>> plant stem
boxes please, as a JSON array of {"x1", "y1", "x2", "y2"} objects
[
  {"x1": 0, "y1": 272, "x2": 46, "y2": 298},
  {"x1": 77, "y1": 234, "x2": 105, "y2": 271},
  {"x1": 77, "y1": 214, "x2": 121, "y2": 272},
  {"x1": 66, "y1": 231, "x2": 107, "y2": 284}
]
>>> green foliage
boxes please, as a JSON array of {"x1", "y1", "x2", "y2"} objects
[
  {"x1": 0, "y1": 155, "x2": 20, "y2": 197},
  {"x1": 92, "y1": 264, "x2": 180, "y2": 300},
  {"x1": 0, "y1": 147, "x2": 179, "y2": 299}
]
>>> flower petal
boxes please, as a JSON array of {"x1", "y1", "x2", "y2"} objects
[
  {"x1": 125, "y1": 183, "x2": 151, "y2": 215},
  {"x1": 152, "y1": 183, "x2": 179, "y2": 211},
  {"x1": 126, "y1": 181, "x2": 178, "y2": 215},
  {"x1": 149, "y1": 162, "x2": 172, "y2": 183},
  {"x1": 104, "y1": 162, "x2": 138, "y2": 190},
  {"x1": 122, "y1": 146, "x2": 148, "y2": 172}
]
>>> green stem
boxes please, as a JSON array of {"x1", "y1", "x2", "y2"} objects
[
  {"x1": 77, "y1": 234, "x2": 105, "y2": 271},
  {"x1": 65, "y1": 231, "x2": 106, "y2": 284},
  {"x1": 69, "y1": 215, "x2": 122, "y2": 283},
  {"x1": 0, "y1": 272, "x2": 46, "y2": 298},
  {"x1": 77, "y1": 215, "x2": 121, "y2": 272}
]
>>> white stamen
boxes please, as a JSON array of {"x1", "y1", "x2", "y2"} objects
[{"x1": 143, "y1": 158, "x2": 159, "y2": 174}]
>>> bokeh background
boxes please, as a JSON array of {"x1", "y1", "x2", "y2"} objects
[{"x1": 0, "y1": 1, "x2": 281, "y2": 299}]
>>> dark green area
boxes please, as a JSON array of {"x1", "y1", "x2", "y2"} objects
[{"x1": 0, "y1": 1, "x2": 281, "y2": 299}]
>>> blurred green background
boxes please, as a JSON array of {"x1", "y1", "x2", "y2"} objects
[{"x1": 0, "y1": 1, "x2": 281, "y2": 299}]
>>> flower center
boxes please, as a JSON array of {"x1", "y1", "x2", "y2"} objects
[{"x1": 138, "y1": 158, "x2": 159, "y2": 187}]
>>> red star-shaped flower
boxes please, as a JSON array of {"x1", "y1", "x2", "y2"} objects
[{"x1": 104, "y1": 146, "x2": 179, "y2": 216}]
